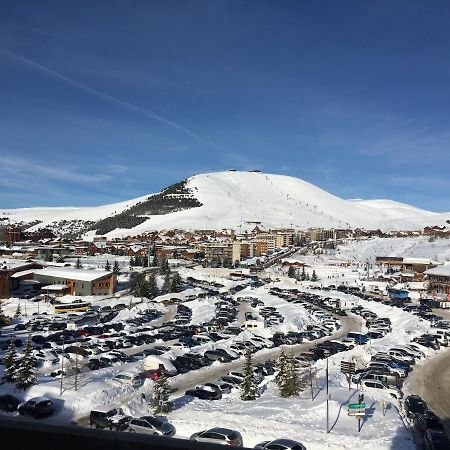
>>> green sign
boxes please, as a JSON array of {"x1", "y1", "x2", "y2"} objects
[{"x1": 348, "y1": 403, "x2": 366, "y2": 409}]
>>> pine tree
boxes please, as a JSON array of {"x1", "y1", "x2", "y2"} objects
[
  {"x1": 104, "y1": 260, "x2": 111, "y2": 271},
  {"x1": 150, "y1": 373, "x2": 173, "y2": 414},
  {"x1": 171, "y1": 272, "x2": 183, "y2": 293},
  {"x1": 275, "y1": 350, "x2": 289, "y2": 394},
  {"x1": 75, "y1": 258, "x2": 82, "y2": 269},
  {"x1": 163, "y1": 273, "x2": 171, "y2": 294},
  {"x1": 240, "y1": 348, "x2": 260, "y2": 401},
  {"x1": 301, "y1": 266, "x2": 306, "y2": 281},
  {"x1": 113, "y1": 260, "x2": 120, "y2": 275},
  {"x1": 282, "y1": 354, "x2": 303, "y2": 397},
  {"x1": 148, "y1": 274, "x2": 159, "y2": 299},
  {"x1": 15, "y1": 337, "x2": 36, "y2": 390},
  {"x1": 311, "y1": 270, "x2": 319, "y2": 282},
  {"x1": 287, "y1": 266, "x2": 296, "y2": 278},
  {"x1": 3, "y1": 341, "x2": 18, "y2": 382}
]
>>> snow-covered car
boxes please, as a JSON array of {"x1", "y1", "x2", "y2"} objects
[
  {"x1": 185, "y1": 385, "x2": 222, "y2": 400},
  {"x1": 127, "y1": 416, "x2": 175, "y2": 436},
  {"x1": 254, "y1": 438, "x2": 307, "y2": 450},
  {"x1": 360, "y1": 379, "x2": 403, "y2": 399},
  {"x1": 89, "y1": 407, "x2": 130, "y2": 430},
  {"x1": 113, "y1": 372, "x2": 144, "y2": 388},
  {"x1": 18, "y1": 397, "x2": 54, "y2": 418}
]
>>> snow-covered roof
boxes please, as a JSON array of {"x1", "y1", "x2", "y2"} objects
[
  {"x1": 41, "y1": 284, "x2": 68, "y2": 291},
  {"x1": 0, "y1": 259, "x2": 34, "y2": 271},
  {"x1": 425, "y1": 265, "x2": 450, "y2": 277},
  {"x1": 34, "y1": 267, "x2": 113, "y2": 282},
  {"x1": 10, "y1": 269, "x2": 36, "y2": 278},
  {"x1": 402, "y1": 257, "x2": 434, "y2": 265}
]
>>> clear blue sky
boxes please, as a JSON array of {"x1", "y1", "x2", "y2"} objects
[{"x1": 1, "y1": 0, "x2": 450, "y2": 211}]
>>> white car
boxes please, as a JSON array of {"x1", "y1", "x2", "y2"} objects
[
  {"x1": 113, "y1": 372, "x2": 143, "y2": 388},
  {"x1": 360, "y1": 379, "x2": 403, "y2": 399}
]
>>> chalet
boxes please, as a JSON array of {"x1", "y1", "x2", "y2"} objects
[{"x1": 424, "y1": 265, "x2": 450, "y2": 295}]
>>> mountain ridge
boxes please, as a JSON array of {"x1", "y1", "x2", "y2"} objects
[{"x1": 1, "y1": 170, "x2": 448, "y2": 238}]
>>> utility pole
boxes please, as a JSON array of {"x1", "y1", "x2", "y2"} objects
[
  {"x1": 60, "y1": 337, "x2": 65, "y2": 396},
  {"x1": 326, "y1": 357, "x2": 330, "y2": 433}
]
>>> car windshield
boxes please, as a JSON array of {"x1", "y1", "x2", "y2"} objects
[{"x1": 142, "y1": 416, "x2": 164, "y2": 427}]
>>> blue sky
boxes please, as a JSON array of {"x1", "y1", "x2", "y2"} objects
[{"x1": 1, "y1": 0, "x2": 450, "y2": 211}]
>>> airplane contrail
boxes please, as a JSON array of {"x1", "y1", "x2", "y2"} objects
[{"x1": 0, "y1": 48, "x2": 223, "y2": 149}]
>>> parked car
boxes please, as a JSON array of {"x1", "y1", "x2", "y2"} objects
[
  {"x1": 89, "y1": 407, "x2": 130, "y2": 430},
  {"x1": 254, "y1": 438, "x2": 307, "y2": 450},
  {"x1": 414, "y1": 411, "x2": 445, "y2": 436},
  {"x1": 423, "y1": 429, "x2": 450, "y2": 450},
  {"x1": 127, "y1": 416, "x2": 176, "y2": 436},
  {"x1": 17, "y1": 397, "x2": 54, "y2": 418},
  {"x1": 404, "y1": 395, "x2": 428, "y2": 419},
  {"x1": 185, "y1": 385, "x2": 222, "y2": 400},
  {"x1": 360, "y1": 379, "x2": 402, "y2": 399},
  {"x1": 0, "y1": 394, "x2": 20, "y2": 412},
  {"x1": 113, "y1": 372, "x2": 144, "y2": 388},
  {"x1": 190, "y1": 427, "x2": 243, "y2": 446}
]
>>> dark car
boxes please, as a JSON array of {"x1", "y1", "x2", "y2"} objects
[
  {"x1": 414, "y1": 411, "x2": 445, "y2": 436},
  {"x1": 404, "y1": 395, "x2": 428, "y2": 419},
  {"x1": 185, "y1": 385, "x2": 222, "y2": 400},
  {"x1": 89, "y1": 408, "x2": 130, "y2": 430},
  {"x1": 423, "y1": 429, "x2": 450, "y2": 450},
  {"x1": 0, "y1": 394, "x2": 21, "y2": 412},
  {"x1": 17, "y1": 397, "x2": 54, "y2": 418}
]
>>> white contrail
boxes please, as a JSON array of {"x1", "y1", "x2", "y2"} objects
[{"x1": 0, "y1": 48, "x2": 222, "y2": 149}]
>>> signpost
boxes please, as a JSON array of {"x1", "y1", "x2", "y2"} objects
[
  {"x1": 348, "y1": 393, "x2": 365, "y2": 433},
  {"x1": 341, "y1": 361, "x2": 356, "y2": 391}
]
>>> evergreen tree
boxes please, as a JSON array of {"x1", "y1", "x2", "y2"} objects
[
  {"x1": 15, "y1": 304, "x2": 21, "y2": 317},
  {"x1": 287, "y1": 266, "x2": 296, "y2": 278},
  {"x1": 240, "y1": 348, "x2": 260, "y2": 401},
  {"x1": 104, "y1": 260, "x2": 111, "y2": 271},
  {"x1": 148, "y1": 274, "x2": 159, "y2": 299},
  {"x1": 170, "y1": 272, "x2": 183, "y2": 293},
  {"x1": 305, "y1": 273, "x2": 310, "y2": 281},
  {"x1": 152, "y1": 253, "x2": 159, "y2": 267},
  {"x1": 163, "y1": 273, "x2": 171, "y2": 294},
  {"x1": 3, "y1": 341, "x2": 18, "y2": 382},
  {"x1": 275, "y1": 350, "x2": 289, "y2": 394},
  {"x1": 15, "y1": 337, "x2": 36, "y2": 390},
  {"x1": 150, "y1": 373, "x2": 173, "y2": 414},
  {"x1": 301, "y1": 266, "x2": 306, "y2": 281},
  {"x1": 282, "y1": 354, "x2": 303, "y2": 397},
  {"x1": 311, "y1": 270, "x2": 319, "y2": 282},
  {"x1": 159, "y1": 254, "x2": 170, "y2": 275},
  {"x1": 113, "y1": 260, "x2": 120, "y2": 275},
  {"x1": 75, "y1": 258, "x2": 82, "y2": 269}
]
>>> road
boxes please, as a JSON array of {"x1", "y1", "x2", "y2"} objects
[
  {"x1": 405, "y1": 347, "x2": 450, "y2": 439},
  {"x1": 170, "y1": 312, "x2": 363, "y2": 394}
]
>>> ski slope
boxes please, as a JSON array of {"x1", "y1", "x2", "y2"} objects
[{"x1": 1, "y1": 171, "x2": 449, "y2": 236}]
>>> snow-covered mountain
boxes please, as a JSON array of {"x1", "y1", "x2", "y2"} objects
[{"x1": 1, "y1": 171, "x2": 449, "y2": 237}]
